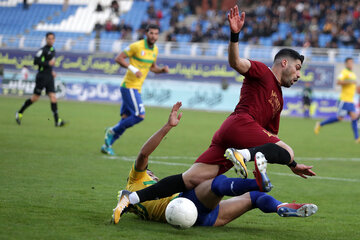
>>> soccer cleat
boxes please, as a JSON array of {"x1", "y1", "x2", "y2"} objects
[
  {"x1": 101, "y1": 144, "x2": 115, "y2": 156},
  {"x1": 314, "y1": 121, "x2": 321, "y2": 135},
  {"x1": 277, "y1": 202, "x2": 318, "y2": 217},
  {"x1": 104, "y1": 127, "x2": 115, "y2": 147},
  {"x1": 356, "y1": 138, "x2": 360, "y2": 144},
  {"x1": 15, "y1": 112, "x2": 23, "y2": 125},
  {"x1": 225, "y1": 148, "x2": 248, "y2": 178},
  {"x1": 56, "y1": 118, "x2": 66, "y2": 127},
  {"x1": 253, "y1": 152, "x2": 272, "y2": 192},
  {"x1": 112, "y1": 190, "x2": 131, "y2": 224}
]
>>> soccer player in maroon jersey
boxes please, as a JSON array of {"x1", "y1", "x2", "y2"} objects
[{"x1": 112, "y1": 5, "x2": 316, "y2": 220}]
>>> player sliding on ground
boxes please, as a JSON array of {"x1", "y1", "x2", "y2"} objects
[
  {"x1": 113, "y1": 5, "x2": 316, "y2": 218},
  {"x1": 112, "y1": 102, "x2": 318, "y2": 226}
]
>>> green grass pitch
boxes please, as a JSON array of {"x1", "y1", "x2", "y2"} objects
[{"x1": 0, "y1": 96, "x2": 359, "y2": 240}]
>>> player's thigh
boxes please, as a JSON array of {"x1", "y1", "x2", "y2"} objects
[
  {"x1": 180, "y1": 189, "x2": 220, "y2": 227},
  {"x1": 195, "y1": 144, "x2": 231, "y2": 176},
  {"x1": 44, "y1": 75, "x2": 55, "y2": 96},
  {"x1": 33, "y1": 74, "x2": 45, "y2": 95},
  {"x1": 336, "y1": 101, "x2": 349, "y2": 118},
  {"x1": 194, "y1": 179, "x2": 222, "y2": 210},
  {"x1": 182, "y1": 163, "x2": 219, "y2": 189},
  {"x1": 120, "y1": 87, "x2": 145, "y2": 116},
  {"x1": 213, "y1": 193, "x2": 253, "y2": 227},
  {"x1": 219, "y1": 116, "x2": 280, "y2": 148}
]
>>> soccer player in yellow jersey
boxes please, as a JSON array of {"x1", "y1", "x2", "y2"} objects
[
  {"x1": 101, "y1": 24, "x2": 169, "y2": 155},
  {"x1": 112, "y1": 102, "x2": 318, "y2": 226},
  {"x1": 315, "y1": 58, "x2": 359, "y2": 142}
]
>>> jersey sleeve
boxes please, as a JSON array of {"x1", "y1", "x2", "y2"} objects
[
  {"x1": 123, "y1": 42, "x2": 138, "y2": 58},
  {"x1": 127, "y1": 164, "x2": 148, "y2": 184},
  {"x1": 33, "y1": 48, "x2": 49, "y2": 67},
  {"x1": 243, "y1": 60, "x2": 269, "y2": 80}
]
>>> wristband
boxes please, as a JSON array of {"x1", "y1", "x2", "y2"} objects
[
  {"x1": 128, "y1": 64, "x2": 139, "y2": 74},
  {"x1": 288, "y1": 160, "x2": 297, "y2": 168},
  {"x1": 230, "y1": 32, "x2": 240, "y2": 42}
]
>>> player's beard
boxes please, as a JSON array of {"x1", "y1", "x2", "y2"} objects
[{"x1": 282, "y1": 67, "x2": 295, "y2": 88}]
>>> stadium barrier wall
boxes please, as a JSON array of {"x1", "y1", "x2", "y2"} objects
[{"x1": 0, "y1": 48, "x2": 356, "y2": 118}]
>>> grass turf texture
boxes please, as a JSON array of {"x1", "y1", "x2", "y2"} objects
[{"x1": 0, "y1": 96, "x2": 359, "y2": 240}]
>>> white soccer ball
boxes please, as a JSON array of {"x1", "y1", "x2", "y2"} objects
[{"x1": 165, "y1": 197, "x2": 198, "y2": 229}]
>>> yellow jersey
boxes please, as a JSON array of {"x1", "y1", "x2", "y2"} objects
[
  {"x1": 121, "y1": 39, "x2": 158, "y2": 93},
  {"x1": 338, "y1": 68, "x2": 357, "y2": 102},
  {"x1": 126, "y1": 164, "x2": 179, "y2": 222}
]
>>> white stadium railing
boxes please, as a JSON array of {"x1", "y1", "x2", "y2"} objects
[{"x1": 1, "y1": 34, "x2": 359, "y2": 63}]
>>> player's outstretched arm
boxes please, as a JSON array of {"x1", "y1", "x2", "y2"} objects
[
  {"x1": 228, "y1": 5, "x2": 251, "y2": 75},
  {"x1": 135, "y1": 102, "x2": 183, "y2": 170},
  {"x1": 150, "y1": 62, "x2": 169, "y2": 74}
]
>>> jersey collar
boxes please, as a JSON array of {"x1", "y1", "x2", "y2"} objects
[{"x1": 144, "y1": 39, "x2": 154, "y2": 50}]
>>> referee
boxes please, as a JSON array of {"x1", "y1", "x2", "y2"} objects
[{"x1": 16, "y1": 32, "x2": 65, "y2": 127}]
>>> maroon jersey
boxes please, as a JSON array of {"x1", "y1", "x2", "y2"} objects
[{"x1": 233, "y1": 60, "x2": 283, "y2": 135}]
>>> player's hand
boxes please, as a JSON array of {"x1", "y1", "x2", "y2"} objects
[
  {"x1": 290, "y1": 164, "x2": 316, "y2": 179},
  {"x1": 227, "y1": 5, "x2": 245, "y2": 33},
  {"x1": 52, "y1": 71, "x2": 57, "y2": 78},
  {"x1": 162, "y1": 65, "x2": 169, "y2": 73},
  {"x1": 168, "y1": 102, "x2": 182, "y2": 127},
  {"x1": 49, "y1": 58, "x2": 55, "y2": 66},
  {"x1": 135, "y1": 71, "x2": 143, "y2": 78}
]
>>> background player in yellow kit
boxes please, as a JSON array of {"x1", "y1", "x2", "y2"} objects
[
  {"x1": 315, "y1": 57, "x2": 359, "y2": 142},
  {"x1": 112, "y1": 102, "x2": 318, "y2": 226},
  {"x1": 101, "y1": 24, "x2": 169, "y2": 155}
]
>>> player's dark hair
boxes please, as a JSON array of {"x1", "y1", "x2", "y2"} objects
[
  {"x1": 345, "y1": 57, "x2": 353, "y2": 63},
  {"x1": 274, "y1": 48, "x2": 304, "y2": 64},
  {"x1": 146, "y1": 24, "x2": 160, "y2": 32},
  {"x1": 46, "y1": 32, "x2": 55, "y2": 38}
]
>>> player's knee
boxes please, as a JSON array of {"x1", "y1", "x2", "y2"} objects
[
  {"x1": 286, "y1": 147, "x2": 294, "y2": 162},
  {"x1": 134, "y1": 115, "x2": 144, "y2": 124},
  {"x1": 183, "y1": 173, "x2": 205, "y2": 190},
  {"x1": 31, "y1": 95, "x2": 39, "y2": 102}
]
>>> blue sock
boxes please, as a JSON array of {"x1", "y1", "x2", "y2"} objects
[
  {"x1": 320, "y1": 117, "x2": 339, "y2": 126},
  {"x1": 111, "y1": 116, "x2": 144, "y2": 145},
  {"x1": 211, "y1": 175, "x2": 259, "y2": 197},
  {"x1": 250, "y1": 191, "x2": 282, "y2": 213},
  {"x1": 351, "y1": 119, "x2": 359, "y2": 139}
]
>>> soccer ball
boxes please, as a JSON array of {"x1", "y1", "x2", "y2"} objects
[{"x1": 165, "y1": 197, "x2": 198, "y2": 229}]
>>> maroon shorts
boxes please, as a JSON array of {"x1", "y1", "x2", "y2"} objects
[{"x1": 195, "y1": 113, "x2": 280, "y2": 175}]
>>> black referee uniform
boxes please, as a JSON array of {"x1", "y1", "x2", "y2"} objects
[
  {"x1": 16, "y1": 32, "x2": 65, "y2": 127},
  {"x1": 33, "y1": 45, "x2": 56, "y2": 95}
]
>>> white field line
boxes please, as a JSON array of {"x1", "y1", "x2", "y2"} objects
[{"x1": 104, "y1": 155, "x2": 360, "y2": 183}]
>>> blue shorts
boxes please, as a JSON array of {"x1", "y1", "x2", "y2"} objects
[
  {"x1": 337, "y1": 101, "x2": 356, "y2": 117},
  {"x1": 180, "y1": 189, "x2": 219, "y2": 226},
  {"x1": 120, "y1": 87, "x2": 145, "y2": 116}
]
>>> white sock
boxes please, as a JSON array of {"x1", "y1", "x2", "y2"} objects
[
  {"x1": 129, "y1": 192, "x2": 140, "y2": 204},
  {"x1": 238, "y1": 149, "x2": 251, "y2": 162}
]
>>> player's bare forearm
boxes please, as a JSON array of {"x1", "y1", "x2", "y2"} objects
[
  {"x1": 115, "y1": 52, "x2": 129, "y2": 68},
  {"x1": 227, "y1": 6, "x2": 251, "y2": 75},
  {"x1": 150, "y1": 64, "x2": 169, "y2": 74},
  {"x1": 135, "y1": 102, "x2": 182, "y2": 170},
  {"x1": 337, "y1": 80, "x2": 356, "y2": 85}
]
